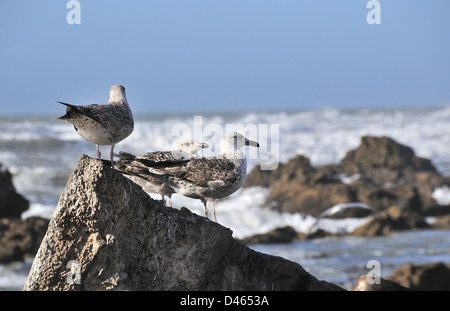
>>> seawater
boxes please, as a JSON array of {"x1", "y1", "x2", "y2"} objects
[
  {"x1": 1, "y1": 107, "x2": 449, "y2": 290},
  {"x1": 252, "y1": 230, "x2": 450, "y2": 290}
]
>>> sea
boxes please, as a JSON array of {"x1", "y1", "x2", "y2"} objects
[{"x1": 1, "y1": 106, "x2": 450, "y2": 290}]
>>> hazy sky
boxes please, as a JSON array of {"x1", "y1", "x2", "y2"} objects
[{"x1": 1, "y1": 1, "x2": 449, "y2": 115}]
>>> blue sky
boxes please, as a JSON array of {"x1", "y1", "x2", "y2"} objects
[{"x1": 1, "y1": 1, "x2": 449, "y2": 115}]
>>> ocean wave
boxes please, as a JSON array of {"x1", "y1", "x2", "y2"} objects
[
  {"x1": 166, "y1": 187, "x2": 372, "y2": 239},
  {"x1": 0, "y1": 106, "x2": 449, "y2": 234},
  {"x1": 432, "y1": 186, "x2": 450, "y2": 206},
  {"x1": 0, "y1": 259, "x2": 33, "y2": 290}
]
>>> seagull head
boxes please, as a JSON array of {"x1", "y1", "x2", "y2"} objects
[
  {"x1": 173, "y1": 140, "x2": 209, "y2": 155},
  {"x1": 221, "y1": 132, "x2": 259, "y2": 156},
  {"x1": 109, "y1": 85, "x2": 127, "y2": 104}
]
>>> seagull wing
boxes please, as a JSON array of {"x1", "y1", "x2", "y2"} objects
[
  {"x1": 57, "y1": 101, "x2": 106, "y2": 128},
  {"x1": 147, "y1": 157, "x2": 238, "y2": 188}
]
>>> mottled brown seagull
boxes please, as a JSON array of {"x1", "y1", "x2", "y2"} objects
[
  {"x1": 144, "y1": 132, "x2": 259, "y2": 222},
  {"x1": 58, "y1": 84, "x2": 134, "y2": 167},
  {"x1": 114, "y1": 140, "x2": 208, "y2": 207}
]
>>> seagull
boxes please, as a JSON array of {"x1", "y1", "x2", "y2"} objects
[
  {"x1": 114, "y1": 140, "x2": 208, "y2": 207},
  {"x1": 144, "y1": 132, "x2": 260, "y2": 222},
  {"x1": 58, "y1": 84, "x2": 134, "y2": 167}
]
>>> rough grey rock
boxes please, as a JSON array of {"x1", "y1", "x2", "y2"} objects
[{"x1": 24, "y1": 155, "x2": 342, "y2": 291}]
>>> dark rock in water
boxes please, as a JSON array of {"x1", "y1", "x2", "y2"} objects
[
  {"x1": 352, "y1": 275, "x2": 410, "y2": 291},
  {"x1": 244, "y1": 135, "x2": 449, "y2": 230},
  {"x1": 0, "y1": 216, "x2": 49, "y2": 263},
  {"x1": 388, "y1": 262, "x2": 450, "y2": 291},
  {"x1": 351, "y1": 214, "x2": 397, "y2": 237},
  {"x1": 240, "y1": 226, "x2": 298, "y2": 245},
  {"x1": 23, "y1": 155, "x2": 343, "y2": 291},
  {"x1": 244, "y1": 154, "x2": 316, "y2": 189},
  {"x1": 340, "y1": 136, "x2": 447, "y2": 215},
  {"x1": 431, "y1": 214, "x2": 450, "y2": 229},
  {"x1": 0, "y1": 164, "x2": 29, "y2": 218},
  {"x1": 257, "y1": 155, "x2": 357, "y2": 217},
  {"x1": 360, "y1": 185, "x2": 423, "y2": 213},
  {"x1": 341, "y1": 135, "x2": 436, "y2": 176},
  {"x1": 352, "y1": 207, "x2": 429, "y2": 237},
  {"x1": 268, "y1": 182, "x2": 357, "y2": 217},
  {"x1": 354, "y1": 262, "x2": 450, "y2": 291},
  {"x1": 305, "y1": 229, "x2": 339, "y2": 240}
]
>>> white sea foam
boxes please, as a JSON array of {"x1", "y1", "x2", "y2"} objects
[
  {"x1": 0, "y1": 106, "x2": 449, "y2": 231},
  {"x1": 432, "y1": 186, "x2": 450, "y2": 206},
  {"x1": 22, "y1": 203, "x2": 55, "y2": 219},
  {"x1": 161, "y1": 187, "x2": 372, "y2": 239}
]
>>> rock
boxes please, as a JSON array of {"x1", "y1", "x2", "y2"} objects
[
  {"x1": 388, "y1": 262, "x2": 450, "y2": 291},
  {"x1": 240, "y1": 226, "x2": 298, "y2": 245},
  {"x1": 24, "y1": 155, "x2": 343, "y2": 291},
  {"x1": 305, "y1": 229, "x2": 338, "y2": 240},
  {"x1": 0, "y1": 216, "x2": 49, "y2": 263},
  {"x1": 351, "y1": 215, "x2": 394, "y2": 237},
  {"x1": 269, "y1": 182, "x2": 357, "y2": 217},
  {"x1": 274, "y1": 184, "x2": 355, "y2": 216},
  {"x1": 0, "y1": 164, "x2": 29, "y2": 218},
  {"x1": 352, "y1": 275, "x2": 410, "y2": 291},
  {"x1": 340, "y1": 136, "x2": 446, "y2": 216},
  {"x1": 352, "y1": 207, "x2": 429, "y2": 237},
  {"x1": 263, "y1": 156, "x2": 357, "y2": 217},
  {"x1": 246, "y1": 136, "x2": 449, "y2": 233},
  {"x1": 243, "y1": 165, "x2": 283, "y2": 189},
  {"x1": 431, "y1": 214, "x2": 450, "y2": 230},
  {"x1": 244, "y1": 155, "x2": 315, "y2": 189},
  {"x1": 341, "y1": 136, "x2": 437, "y2": 178}
]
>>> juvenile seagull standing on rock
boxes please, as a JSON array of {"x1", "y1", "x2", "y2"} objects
[
  {"x1": 58, "y1": 84, "x2": 134, "y2": 167},
  {"x1": 144, "y1": 132, "x2": 260, "y2": 222},
  {"x1": 113, "y1": 140, "x2": 209, "y2": 207}
]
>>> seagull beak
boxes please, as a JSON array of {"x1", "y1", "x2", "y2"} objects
[{"x1": 245, "y1": 138, "x2": 260, "y2": 148}]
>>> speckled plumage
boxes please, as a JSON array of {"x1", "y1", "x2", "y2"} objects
[
  {"x1": 58, "y1": 85, "x2": 134, "y2": 167},
  {"x1": 146, "y1": 133, "x2": 260, "y2": 222},
  {"x1": 114, "y1": 141, "x2": 208, "y2": 207}
]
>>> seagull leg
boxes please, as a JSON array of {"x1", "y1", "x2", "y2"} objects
[
  {"x1": 211, "y1": 199, "x2": 217, "y2": 223},
  {"x1": 110, "y1": 144, "x2": 115, "y2": 168},
  {"x1": 167, "y1": 194, "x2": 173, "y2": 208},
  {"x1": 202, "y1": 199, "x2": 209, "y2": 219},
  {"x1": 160, "y1": 194, "x2": 167, "y2": 206},
  {"x1": 96, "y1": 145, "x2": 101, "y2": 160}
]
